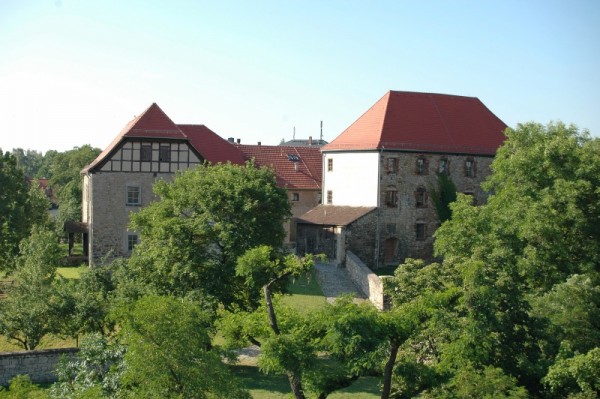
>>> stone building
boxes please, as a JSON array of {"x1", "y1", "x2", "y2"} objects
[
  {"x1": 81, "y1": 103, "x2": 322, "y2": 264},
  {"x1": 297, "y1": 90, "x2": 507, "y2": 268}
]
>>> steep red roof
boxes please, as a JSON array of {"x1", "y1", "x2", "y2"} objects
[
  {"x1": 324, "y1": 91, "x2": 507, "y2": 155},
  {"x1": 83, "y1": 103, "x2": 188, "y2": 173},
  {"x1": 178, "y1": 124, "x2": 245, "y2": 165},
  {"x1": 236, "y1": 144, "x2": 322, "y2": 190}
]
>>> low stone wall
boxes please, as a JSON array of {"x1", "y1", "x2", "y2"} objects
[
  {"x1": 0, "y1": 348, "x2": 78, "y2": 386},
  {"x1": 345, "y1": 251, "x2": 385, "y2": 310}
]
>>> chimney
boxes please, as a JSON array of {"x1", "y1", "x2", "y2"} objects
[
  {"x1": 294, "y1": 163, "x2": 299, "y2": 172},
  {"x1": 308, "y1": 136, "x2": 313, "y2": 146},
  {"x1": 258, "y1": 141, "x2": 261, "y2": 146},
  {"x1": 237, "y1": 138, "x2": 241, "y2": 144},
  {"x1": 228, "y1": 137, "x2": 234, "y2": 143}
]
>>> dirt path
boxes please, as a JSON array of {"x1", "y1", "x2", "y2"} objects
[{"x1": 313, "y1": 262, "x2": 366, "y2": 303}]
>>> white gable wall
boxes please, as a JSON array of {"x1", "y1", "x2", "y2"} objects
[{"x1": 322, "y1": 151, "x2": 379, "y2": 207}]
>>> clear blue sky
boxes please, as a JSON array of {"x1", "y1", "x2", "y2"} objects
[{"x1": 1, "y1": 0, "x2": 599, "y2": 153}]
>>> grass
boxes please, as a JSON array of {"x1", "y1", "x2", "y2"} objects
[
  {"x1": 281, "y1": 269, "x2": 327, "y2": 313},
  {"x1": 0, "y1": 334, "x2": 77, "y2": 352},
  {"x1": 56, "y1": 265, "x2": 87, "y2": 279},
  {"x1": 231, "y1": 365, "x2": 380, "y2": 399}
]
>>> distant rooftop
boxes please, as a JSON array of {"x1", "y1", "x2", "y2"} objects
[{"x1": 280, "y1": 138, "x2": 328, "y2": 147}]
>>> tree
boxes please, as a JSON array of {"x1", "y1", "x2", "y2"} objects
[
  {"x1": 234, "y1": 246, "x2": 316, "y2": 399},
  {"x1": 0, "y1": 151, "x2": 51, "y2": 272},
  {"x1": 0, "y1": 227, "x2": 61, "y2": 350},
  {"x1": 47, "y1": 145, "x2": 100, "y2": 236},
  {"x1": 543, "y1": 347, "x2": 600, "y2": 398},
  {"x1": 127, "y1": 162, "x2": 291, "y2": 308},
  {"x1": 0, "y1": 375, "x2": 49, "y2": 399},
  {"x1": 432, "y1": 122, "x2": 600, "y2": 394},
  {"x1": 51, "y1": 333, "x2": 125, "y2": 399},
  {"x1": 115, "y1": 296, "x2": 249, "y2": 399}
]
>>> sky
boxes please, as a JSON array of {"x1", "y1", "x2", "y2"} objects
[{"x1": 1, "y1": 0, "x2": 599, "y2": 154}]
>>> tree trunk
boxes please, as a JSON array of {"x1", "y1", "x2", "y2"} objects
[
  {"x1": 381, "y1": 341, "x2": 400, "y2": 399},
  {"x1": 287, "y1": 370, "x2": 307, "y2": 399},
  {"x1": 264, "y1": 284, "x2": 280, "y2": 335}
]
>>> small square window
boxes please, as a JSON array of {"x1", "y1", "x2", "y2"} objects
[
  {"x1": 292, "y1": 192, "x2": 300, "y2": 201},
  {"x1": 141, "y1": 144, "x2": 152, "y2": 162},
  {"x1": 127, "y1": 234, "x2": 138, "y2": 251},
  {"x1": 327, "y1": 158, "x2": 333, "y2": 172},
  {"x1": 386, "y1": 223, "x2": 397, "y2": 234},
  {"x1": 327, "y1": 190, "x2": 333, "y2": 204},
  {"x1": 415, "y1": 223, "x2": 426, "y2": 241},
  {"x1": 127, "y1": 186, "x2": 141, "y2": 206},
  {"x1": 159, "y1": 145, "x2": 171, "y2": 162}
]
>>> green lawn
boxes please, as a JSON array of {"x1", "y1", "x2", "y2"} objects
[
  {"x1": 281, "y1": 269, "x2": 327, "y2": 313},
  {"x1": 231, "y1": 365, "x2": 380, "y2": 399},
  {"x1": 56, "y1": 265, "x2": 87, "y2": 279}
]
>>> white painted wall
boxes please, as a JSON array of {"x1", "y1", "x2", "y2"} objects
[{"x1": 322, "y1": 151, "x2": 379, "y2": 206}]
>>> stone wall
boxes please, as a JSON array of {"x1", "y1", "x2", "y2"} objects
[
  {"x1": 88, "y1": 171, "x2": 174, "y2": 264},
  {"x1": 345, "y1": 251, "x2": 385, "y2": 310},
  {"x1": 378, "y1": 151, "x2": 494, "y2": 264},
  {"x1": 345, "y1": 210, "x2": 378, "y2": 269},
  {"x1": 0, "y1": 348, "x2": 78, "y2": 386}
]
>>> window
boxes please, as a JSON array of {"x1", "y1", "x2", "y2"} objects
[
  {"x1": 127, "y1": 186, "x2": 141, "y2": 206},
  {"x1": 415, "y1": 223, "x2": 426, "y2": 241},
  {"x1": 416, "y1": 157, "x2": 427, "y2": 175},
  {"x1": 465, "y1": 159, "x2": 475, "y2": 177},
  {"x1": 439, "y1": 158, "x2": 449, "y2": 174},
  {"x1": 385, "y1": 190, "x2": 398, "y2": 207},
  {"x1": 415, "y1": 187, "x2": 427, "y2": 207},
  {"x1": 292, "y1": 192, "x2": 300, "y2": 201},
  {"x1": 327, "y1": 158, "x2": 333, "y2": 172},
  {"x1": 327, "y1": 190, "x2": 333, "y2": 204},
  {"x1": 386, "y1": 223, "x2": 397, "y2": 234},
  {"x1": 387, "y1": 157, "x2": 398, "y2": 173},
  {"x1": 127, "y1": 234, "x2": 138, "y2": 251},
  {"x1": 159, "y1": 145, "x2": 171, "y2": 162},
  {"x1": 141, "y1": 144, "x2": 152, "y2": 161}
]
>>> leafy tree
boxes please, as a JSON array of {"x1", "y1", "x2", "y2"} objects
[
  {"x1": 0, "y1": 227, "x2": 62, "y2": 350},
  {"x1": 543, "y1": 347, "x2": 600, "y2": 398},
  {"x1": 234, "y1": 246, "x2": 316, "y2": 399},
  {"x1": 51, "y1": 333, "x2": 125, "y2": 399},
  {"x1": 47, "y1": 145, "x2": 100, "y2": 236},
  {"x1": 431, "y1": 122, "x2": 600, "y2": 394},
  {"x1": 10, "y1": 148, "x2": 45, "y2": 178},
  {"x1": 115, "y1": 295, "x2": 249, "y2": 399},
  {"x1": 0, "y1": 151, "x2": 51, "y2": 272},
  {"x1": 0, "y1": 375, "x2": 49, "y2": 399},
  {"x1": 127, "y1": 162, "x2": 291, "y2": 308}
]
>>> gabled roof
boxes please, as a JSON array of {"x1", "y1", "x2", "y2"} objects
[
  {"x1": 296, "y1": 205, "x2": 376, "y2": 226},
  {"x1": 324, "y1": 91, "x2": 507, "y2": 155},
  {"x1": 178, "y1": 125, "x2": 246, "y2": 165},
  {"x1": 280, "y1": 138, "x2": 328, "y2": 147},
  {"x1": 236, "y1": 144, "x2": 322, "y2": 190},
  {"x1": 83, "y1": 103, "x2": 246, "y2": 173}
]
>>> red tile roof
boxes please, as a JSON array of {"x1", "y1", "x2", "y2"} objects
[
  {"x1": 236, "y1": 144, "x2": 322, "y2": 190},
  {"x1": 178, "y1": 124, "x2": 246, "y2": 165},
  {"x1": 324, "y1": 91, "x2": 507, "y2": 155}
]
